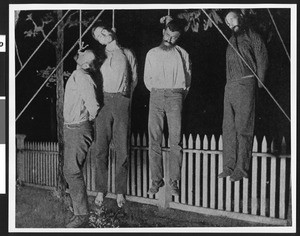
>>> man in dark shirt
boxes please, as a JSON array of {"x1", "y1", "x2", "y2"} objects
[{"x1": 218, "y1": 10, "x2": 268, "y2": 181}]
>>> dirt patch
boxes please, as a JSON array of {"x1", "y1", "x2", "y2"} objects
[{"x1": 15, "y1": 185, "x2": 273, "y2": 228}]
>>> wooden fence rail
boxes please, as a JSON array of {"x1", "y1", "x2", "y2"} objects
[{"x1": 16, "y1": 133, "x2": 291, "y2": 226}]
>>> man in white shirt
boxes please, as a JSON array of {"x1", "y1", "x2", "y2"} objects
[
  {"x1": 63, "y1": 49, "x2": 100, "y2": 228},
  {"x1": 144, "y1": 18, "x2": 191, "y2": 196},
  {"x1": 91, "y1": 24, "x2": 137, "y2": 208}
]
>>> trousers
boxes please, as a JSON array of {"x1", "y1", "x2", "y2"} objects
[
  {"x1": 63, "y1": 121, "x2": 93, "y2": 216},
  {"x1": 93, "y1": 93, "x2": 130, "y2": 194},
  {"x1": 148, "y1": 88, "x2": 183, "y2": 182},
  {"x1": 222, "y1": 78, "x2": 256, "y2": 176}
]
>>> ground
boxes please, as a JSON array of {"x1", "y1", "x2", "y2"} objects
[{"x1": 15, "y1": 185, "x2": 273, "y2": 229}]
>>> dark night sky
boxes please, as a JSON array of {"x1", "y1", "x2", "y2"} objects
[{"x1": 15, "y1": 8, "x2": 291, "y2": 149}]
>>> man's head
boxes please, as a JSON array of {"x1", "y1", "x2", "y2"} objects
[
  {"x1": 160, "y1": 19, "x2": 184, "y2": 50},
  {"x1": 92, "y1": 24, "x2": 116, "y2": 45},
  {"x1": 225, "y1": 10, "x2": 243, "y2": 33},
  {"x1": 75, "y1": 49, "x2": 96, "y2": 71}
]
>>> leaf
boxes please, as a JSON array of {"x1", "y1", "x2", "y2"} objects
[
  {"x1": 208, "y1": 19, "x2": 212, "y2": 28},
  {"x1": 184, "y1": 21, "x2": 191, "y2": 32},
  {"x1": 193, "y1": 10, "x2": 201, "y2": 19},
  {"x1": 178, "y1": 12, "x2": 190, "y2": 21},
  {"x1": 191, "y1": 22, "x2": 199, "y2": 32},
  {"x1": 25, "y1": 13, "x2": 33, "y2": 21},
  {"x1": 212, "y1": 11, "x2": 223, "y2": 24},
  {"x1": 24, "y1": 30, "x2": 34, "y2": 37}
]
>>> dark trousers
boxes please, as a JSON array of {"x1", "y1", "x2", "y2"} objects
[
  {"x1": 222, "y1": 78, "x2": 256, "y2": 176},
  {"x1": 93, "y1": 93, "x2": 130, "y2": 194},
  {"x1": 63, "y1": 121, "x2": 93, "y2": 216},
  {"x1": 148, "y1": 89, "x2": 183, "y2": 182}
]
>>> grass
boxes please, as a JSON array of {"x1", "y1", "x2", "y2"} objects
[{"x1": 15, "y1": 185, "x2": 274, "y2": 228}]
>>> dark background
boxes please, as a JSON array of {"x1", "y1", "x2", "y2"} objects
[{"x1": 15, "y1": 8, "x2": 291, "y2": 152}]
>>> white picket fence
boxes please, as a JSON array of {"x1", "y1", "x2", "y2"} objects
[{"x1": 16, "y1": 133, "x2": 291, "y2": 226}]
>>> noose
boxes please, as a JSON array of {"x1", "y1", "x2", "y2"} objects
[
  {"x1": 78, "y1": 10, "x2": 88, "y2": 52},
  {"x1": 112, "y1": 9, "x2": 116, "y2": 33}
]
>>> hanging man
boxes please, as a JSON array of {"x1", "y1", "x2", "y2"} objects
[
  {"x1": 144, "y1": 18, "x2": 191, "y2": 196},
  {"x1": 91, "y1": 23, "x2": 138, "y2": 208},
  {"x1": 63, "y1": 49, "x2": 100, "y2": 228},
  {"x1": 218, "y1": 10, "x2": 268, "y2": 181}
]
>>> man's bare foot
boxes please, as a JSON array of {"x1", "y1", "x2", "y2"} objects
[
  {"x1": 95, "y1": 192, "x2": 105, "y2": 207},
  {"x1": 116, "y1": 194, "x2": 126, "y2": 208}
]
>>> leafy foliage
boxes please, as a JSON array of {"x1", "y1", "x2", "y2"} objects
[
  {"x1": 177, "y1": 9, "x2": 223, "y2": 32},
  {"x1": 89, "y1": 206, "x2": 121, "y2": 228},
  {"x1": 36, "y1": 66, "x2": 71, "y2": 88},
  {"x1": 24, "y1": 13, "x2": 54, "y2": 38},
  {"x1": 176, "y1": 8, "x2": 284, "y2": 44}
]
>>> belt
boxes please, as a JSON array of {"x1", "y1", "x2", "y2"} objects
[
  {"x1": 64, "y1": 120, "x2": 90, "y2": 129},
  {"x1": 241, "y1": 75, "x2": 255, "y2": 79},
  {"x1": 151, "y1": 88, "x2": 184, "y2": 92}
]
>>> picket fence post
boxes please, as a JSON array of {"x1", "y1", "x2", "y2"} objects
[{"x1": 16, "y1": 134, "x2": 27, "y2": 183}]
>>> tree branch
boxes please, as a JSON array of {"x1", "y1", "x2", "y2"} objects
[
  {"x1": 62, "y1": 10, "x2": 79, "y2": 30},
  {"x1": 26, "y1": 13, "x2": 57, "y2": 46}
]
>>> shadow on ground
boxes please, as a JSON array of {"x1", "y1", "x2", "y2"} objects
[{"x1": 16, "y1": 186, "x2": 273, "y2": 228}]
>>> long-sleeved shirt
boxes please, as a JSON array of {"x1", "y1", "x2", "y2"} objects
[
  {"x1": 63, "y1": 69, "x2": 100, "y2": 125},
  {"x1": 100, "y1": 41, "x2": 138, "y2": 93},
  {"x1": 226, "y1": 28, "x2": 268, "y2": 85},
  {"x1": 144, "y1": 45, "x2": 191, "y2": 91}
]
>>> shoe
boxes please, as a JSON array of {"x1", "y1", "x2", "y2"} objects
[
  {"x1": 66, "y1": 214, "x2": 89, "y2": 228},
  {"x1": 148, "y1": 179, "x2": 164, "y2": 195},
  {"x1": 229, "y1": 170, "x2": 248, "y2": 182},
  {"x1": 218, "y1": 168, "x2": 233, "y2": 178},
  {"x1": 169, "y1": 180, "x2": 180, "y2": 196}
]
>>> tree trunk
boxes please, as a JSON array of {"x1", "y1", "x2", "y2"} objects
[{"x1": 55, "y1": 10, "x2": 67, "y2": 196}]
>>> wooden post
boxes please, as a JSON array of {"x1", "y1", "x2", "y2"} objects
[
  {"x1": 203, "y1": 135, "x2": 208, "y2": 208},
  {"x1": 142, "y1": 134, "x2": 148, "y2": 197},
  {"x1": 180, "y1": 134, "x2": 187, "y2": 204},
  {"x1": 218, "y1": 135, "x2": 224, "y2": 210},
  {"x1": 251, "y1": 136, "x2": 258, "y2": 215},
  {"x1": 260, "y1": 136, "x2": 267, "y2": 216},
  {"x1": 136, "y1": 134, "x2": 142, "y2": 197},
  {"x1": 195, "y1": 134, "x2": 201, "y2": 206},
  {"x1": 287, "y1": 172, "x2": 292, "y2": 225},
  {"x1": 16, "y1": 134, "x2": 26, "y2": 182},
  {"x1": 187, "y1": 134, "x2": 194, "y2": 205},
  {"x1": 210, "y1": 135, "x2": 216, "y2": 209}
]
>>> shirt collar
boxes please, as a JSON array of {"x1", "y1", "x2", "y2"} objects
[{"x1": 105, "y1": 40, "x2": 120, "y2": 53}]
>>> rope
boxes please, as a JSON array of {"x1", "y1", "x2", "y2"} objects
[
  {"x1": 16, "y1": 10, "x2": 105, "y2": 122},
  {"x1": 15, "y1": 10, "x2": 71, "y2": 79},
  {"x1": 112, "y1": 9, "x2": 116, "y2": 33},
  {"x1": 201, "y1": 9, "x2": 290, "y2": 122},
  {"x1": 15, "y1": 40, "x2": 23, "y2": 66},
  {"x1": 79, "y1": 10, "x2": 82, "y2": 49},
  {"x1": 168, "y1": 9, "x2": 170, "y2": 16},
  {"x1": 112, "y1": 9, "x2": 115, "y2": 29},
  {"x1": 267, "y1": 8, "x2": 290, "y2": 62}
]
